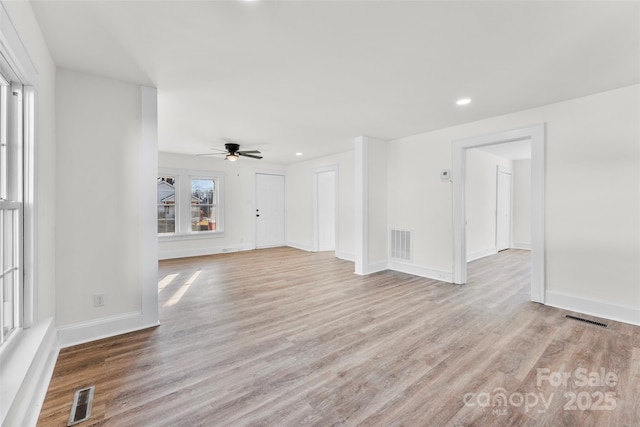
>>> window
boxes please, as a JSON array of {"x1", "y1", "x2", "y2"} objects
[
  {"x1": 0, "y1": 76, "x2": 23, "y2": 347},
  {"x1": 157, "y1": 176, "x2": 176, "y2": 234},
  {"x1": 157, "y1": 169, "x2": 224, "y2": 238},
  {"x1": 190, "y1": 178, "x2": 216, "y2": 232}
]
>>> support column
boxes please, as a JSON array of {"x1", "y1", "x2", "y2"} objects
[
  {"x1": 354, "y1": 135, "x2": 388, "y2": 275},
  {"x1": 354, "y1": 136, "x2": 368, "y2": 275}
]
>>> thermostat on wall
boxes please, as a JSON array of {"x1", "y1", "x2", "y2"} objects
[{"x1": 440, "y1": 169, "x2": 451, "y2": 181}]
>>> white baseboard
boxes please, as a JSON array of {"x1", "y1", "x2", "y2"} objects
[
  {"x1": 335, "y1": 251, "x2": 355, "y2": 262},
  {"x1": 286, "y1": 243, "x2": 355, "y2": 263},
  {"x1": 546, "y1": 290, "x2": 640, "y2": 326},
  {"x1": 1, "y1": 318, "x2": 58, "y2": 427},
  {"x1": 512, "y1": 242, "x2": 531, "y2": 250},
  {"x1": 158, "y1": 244, "x2": 254, "y2": 260},
  {"x1": 388, "y1": 261, "x2": 453, "y2": 283},
  {"x1": 467, "y1": 248, "x2": 497, "y2": 262},
  {"x1": 57, "y1": 312, "x2": 159, "y2": 349},
  {"x1": 365, "y1": 260, "x2": 388, "y2": 275},
  {"x1": 285, "y1": 241, "x2": 313, "y2": 252}
]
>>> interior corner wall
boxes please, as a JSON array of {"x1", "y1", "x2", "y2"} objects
[
  {"x1": 55, "y1": 69, "x2": 157, "y2": 334},
  {"x1": 388, "y1": 84, "x2": 639, "y2": 322},
  {"x1": 466, "y1": 150, "x2": 512, "y2": 261},
  {"x1": 513, "y1": 159, "x2": 532, "y2": 249},
  {"x1": 285, "y1": 150, "x2": 355, "y2": 260},
  {"x1": 158, "y1": 152, "x2": 285, "y2": 259}
]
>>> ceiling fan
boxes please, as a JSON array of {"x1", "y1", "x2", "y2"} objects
[{"x1": 198, "y1": 142, "x2": 263, "y2": 161}]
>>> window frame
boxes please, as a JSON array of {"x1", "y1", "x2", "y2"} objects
[
  {"x1": 158, "y1": 168, "x2": 225, "y2": 240},
  {"x1": 0, "y1": 66, "x2": 30, "y2": 349}
]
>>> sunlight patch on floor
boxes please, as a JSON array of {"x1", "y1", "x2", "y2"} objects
[
  {"x1": 158, "y1": 273, "x2": 179, "y2": 293},
  {"x1": 163, "y1": 270, "x2": 201, "y2": 307}
]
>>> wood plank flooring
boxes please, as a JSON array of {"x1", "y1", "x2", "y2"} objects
[{"x1": 37, "y1": 248, "x2": 640, "y2": 426}]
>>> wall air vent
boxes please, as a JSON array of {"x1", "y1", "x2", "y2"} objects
[{"x1": 391, "y1": 229, "x2": 412, "y2": 262}]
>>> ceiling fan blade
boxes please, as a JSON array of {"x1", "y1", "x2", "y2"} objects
[
  {"x1": 238, "y1": 153, "x2": 263, "y2": 159},
  {"x1": 237, "y1": 150, "x2": 261, "y2": 154},
  {"x1": 196, "y1": 152, "x2": 225, "y2": 157}
]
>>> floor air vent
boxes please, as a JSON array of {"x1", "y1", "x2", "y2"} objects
[
  {"x1": 565, "y1": 314, "x2": 608, "y2": 328},
  {"x1": 67, "y1": 386, "x2": 95, "y2": 426},
  {"x1": 391, "y1": 229, "x2": 412, "y2": 262}
]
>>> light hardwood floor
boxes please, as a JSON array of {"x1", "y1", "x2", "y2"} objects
[{"x1": 37, "y1": 248, "x2": 639, "y2": 426}]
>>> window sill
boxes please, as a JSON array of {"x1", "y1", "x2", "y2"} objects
[{"x1": 159, "y1": 231, "x2": 226, "y2": 242}]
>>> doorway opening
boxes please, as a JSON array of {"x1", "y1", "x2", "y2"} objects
[
  {"x1": 496, "y1": 165, "x2": 513, "y2": 252},
  {"x1": 312, "y1": 165, "x2": 339, "y2": 253},
  {"x1": 452, "y1": 124, "x2": 545, "y2": 303}
]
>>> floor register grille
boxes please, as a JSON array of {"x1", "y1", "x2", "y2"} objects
[
  {"x1": 67, "y1": 386, "x2": 95, "y2": 426},
  {"x1": 565, "y1": 314, "x2": 608, "y2": 328}
]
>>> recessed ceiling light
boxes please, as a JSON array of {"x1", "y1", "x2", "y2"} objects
[
  {"x1": 296, "y1": 152, "x2": 303, "y2": 156},
  {"x1": 456, "y1": 98, "x2": 472, "y2": 106}
]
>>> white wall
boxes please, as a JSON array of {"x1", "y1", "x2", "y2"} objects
[
  {"x1": 387, "y1": 132, "x2": 452, "y2": 278},
  {"x1": 466, "y1": 150, "x2": 512, "y2": 260},
  {"x1": 388, "y1": 85, "x2": 639, "y2": 323},
  {"x1": 55, "y1": 69, "x2": 158, "y2": 334},
  {"x1": 285, "y1": 150, "x2": 354, "y2": 260},
  {"x1": 513, "y1": 159, "x2": 531, "y2": 248},
  {"x1": 159, "y1": 152, "x2": 285, "y2": 259}
]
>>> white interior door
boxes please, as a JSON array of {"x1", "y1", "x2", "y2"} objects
[
  {"x1": 256, "y1": 173, "x2": 285, "y2": 248},
  {"x1": 496, "y1": 168, "x2": 512, "y2": 251},
  {"x1": 317, "y1": 171, "x2": 336, "y2": 252}
]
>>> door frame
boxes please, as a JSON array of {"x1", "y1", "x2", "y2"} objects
[
  {"x1": 452, "y1": 124, "x2": 545, "y2": 303},
  {"x1": 254, "y1": 169, "x2": 287, "y2": 249},
  {"x1": 495, "y1": 165, "x2": 513, "y2": 252},
  {"x1": 311, "y1": 165, "x2": 339, "y2": 253}
]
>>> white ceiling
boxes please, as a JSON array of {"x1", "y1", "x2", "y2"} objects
[{"x1": 30, "y1": 1, "x2": 639, "y2": 164}]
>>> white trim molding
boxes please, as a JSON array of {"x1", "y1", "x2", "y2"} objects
[
  {"x1": 512, "y1": 242, "x2": 531, "y2": 250},
  {"x1": 335, "y1": 251, "x2": 355, "y2": 262},
  {"x1": 159, "y1": 244, "x2": 254, "y2": 260},
  {"x1": 546, "y1": 291, "x2": 640, "y2": 327},
  {"x1": 1, "y1": 318, "x2": 58, "y2": 427},
  {"x1": 453, "y1": 123, "x2": 545, "y2": 303},
  {"x1": 286, "y1": 241, "x2": 314, "y2": 252},
  {"x1": 364, "y1": 261, "x2": 388, "y2": 275},
  {"x1": 57, "y1": 312, "x2": 158, "y2": 349},
  {"x1": 467, "y1": 248, "x2": 498, "y2": 262},
  {"x1": 286, "y1": 240, "x2": 355, "y2": 263},
  {"x1": 389, "y1": 261, "x2": 453, "y2": 283}
]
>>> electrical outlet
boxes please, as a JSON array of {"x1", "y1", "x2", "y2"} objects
[{"x1": 94, "y1": 294, "x2": 105, "y2": 307}]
